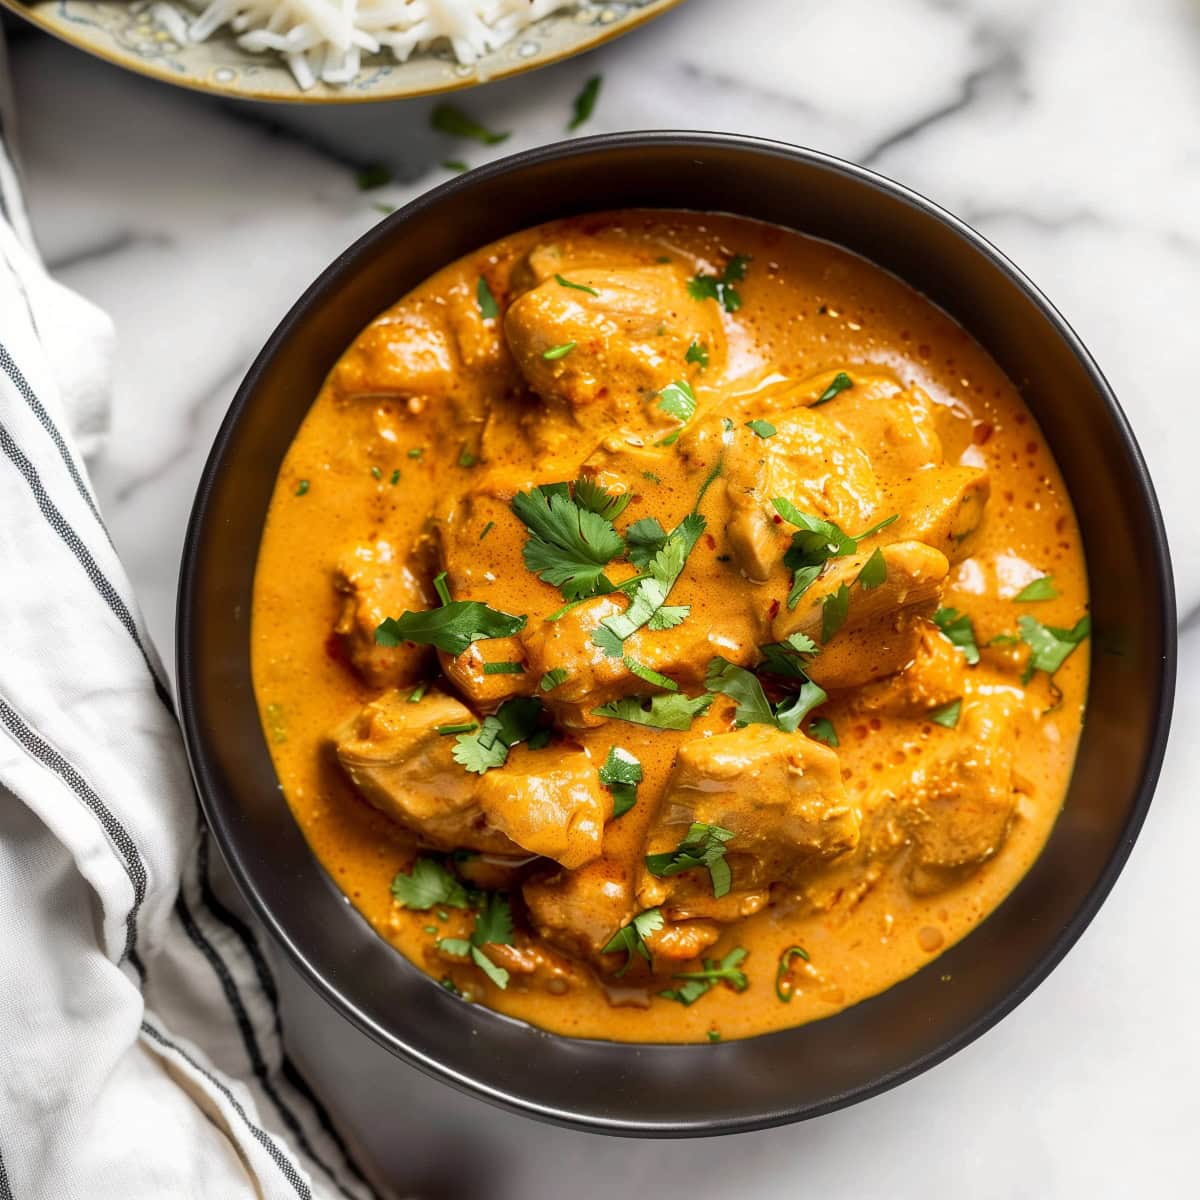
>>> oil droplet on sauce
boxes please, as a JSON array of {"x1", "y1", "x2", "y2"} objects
[{"x1": 918, "y1": 926, "x2": 946, "y2": 953}]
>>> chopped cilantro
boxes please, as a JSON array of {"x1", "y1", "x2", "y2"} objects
[
  {"x1": 599, "y1": 746, "x2": 642, "y2": 818},
  {"x1": 686, "y1": 340, "x2": 709, "y2": 368},
  {"x1": 602, "y1": 908, "x2": 663, "y2": 976},
  {"x1": 539, "y1": 668, "x2": 568, "y2": 692},
  {"x1": 572, "y1": 476, "x2": 632, "y2": 521},
  {"x1": 435, "y1": 722, "x2": 478, "y2": 735},
  {"x1": 645, "y1": 822, "x2": 735, "y2": 898},
  {"x1": 688, "y1": 254, "x2": 750, "y2": 313},
  {"x1": 707, "y1": 1030, "x2": 721, "y2": 1043},
  {"x1": 625, "y1": 516, "x2": 669, "y2": 567},
  {"x1": 431, "y1": 103, "x2": 509, "y2": 145},
  {"x1": 593, "y1": 692, "x2": 713, "y2": 730},
  {"x1": 407, "y1": 682, "x2": 428, "y2": 703},
  {"x1": 554, "y1": 273, "x2": 598, "y2": 296},
  {"x1": 813, "y1": 371, "x2": 853, "y2": 406},
  {"x1": 452, "y1": 697, "x2": 546, "y2": 774},
  {"x1": 623, "y1": 656, "x2": 680, "y2": 692},
  {"x1": 1014, "y1": 575, "x2": 1058, "y2": 602},
  {"x1": 758, "y1": 631, "x2": 819, "y2": 678},
  {"x1": 929, "y1": 699, "x2": 962, "y2": 728},
  {"x1": 808, "y1": 717, "x2": 839, "y2": 747},
  {"x1": 1018, "y1": 613, "x2": 1091, "y2": 678},
  {"x1": 356, "y1": 163, "x2": 391, "y2": 190},
  {"x1": 390, "y1": 468, "x2": 401, "y2": 485},
  {"x1": 745, "y1": 419, "x2": 777, "y2": 438},
  {"x1": 568, "y1": 74, "x2": 602, "y2": 130},
  {"x1": 391, "y1": 858, "x2": 468, "y2": 910},
  {"x1": 821, "y1": 583, "x2": 851, "y2": 642},
  {"x1": 705, "y1": 655, "x2": 826, "y2": 733},
  {"x1": 479, "y1": 521, "x2": 494, "y2": 541},
  {"x1": 295, "y1": 479, "x2": 309, "y2": 496},
  {"x1": 661, "y1": 946, "x2": 749, "y2": 1006},
  {"x1": 370, "y1": 466, "x2": 382, "y2": 480},
  {"x1": 856, "y1": 547, "x2": 887, "y2": 590},
  {"x1": 476, "y1": 276, "x2": 498, "y2": 320},
  {"x1": 482, "y1": 661, "x2": 525, "y2": 675},
  {"x1": 542, "y1": 341, "x2": 576, "y2": 360},
  {"x1": 458, "y1": 449, "x2": 477, "y2": 468},
  {"x1": 375, "y1": 595, "x2": 525, "y2": 656},
  {"x1": 933, "y1": 607, "x2": 980, "y2": 665},
  {"x1": 407, "y1": 447, "x2": 425, "y2": 459},
  {"x1": 442, "y1": 159, "x2": 469, "y2": 173}
]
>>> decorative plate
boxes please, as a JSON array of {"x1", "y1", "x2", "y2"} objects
[{"x1": 1, "y1": 0, "x2": 682, "y2": 103}]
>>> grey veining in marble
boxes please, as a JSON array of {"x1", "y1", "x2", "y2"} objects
[{"x1": 6, "y1": 0, "x2": 1200, "y2": 1194}]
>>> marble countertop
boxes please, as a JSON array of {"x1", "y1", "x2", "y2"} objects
[{"x1": 7, "y1": 0, "x2": 1200, "y2": 1194}]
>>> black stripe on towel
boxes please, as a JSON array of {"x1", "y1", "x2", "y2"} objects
[
  {"x1": 0, "y1": 694, "x2": 145, "y2": 973},
  {"x1": 175, "y1": 892, "x2": 364, "y2": 1200},
  {"x1": 0, "y1": 340, "x2": 106, "y2": 530},
  {"x1": 0, "y1": 417, "x2": 172, "y2": 711},
  {"x1": 195, "y1": 835, "x2": 374, "y2": 1194},
  {"x1": 0, "y1": 1139, "x2": 14, "y2": 1200},
  {"x1": 140, "y1": 1020, "x2": 312, "y2": 1200}
]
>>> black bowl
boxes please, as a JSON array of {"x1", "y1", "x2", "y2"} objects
[{"x1": 177, "y1": 133, "x2": 1175, "y2": 1136}]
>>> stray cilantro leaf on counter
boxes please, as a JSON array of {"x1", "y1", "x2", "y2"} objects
[
  {"x1": 593, "y1": 692, "x2": 712, "y2": 731},
  {"x1": 599, "y1": 746, "x2": 642, "y2": 818},
  {"x1": 856, "y1": 547, "x2": 887, "y2": 590},
  {"x1": 821, "y1": 583, "x2": 851, "y2": 642},
  {"x1": 775, "y1": 945, "x2": 810, "y2": 1002},
  {"x1": 602, "y1": 907, "x2": 664, "y2": 976},
  {"x1": 555, "y1": 273, "x2": 599, "y2": 296},
  {"x1": 431, "y1": 103, "x2": 509, "y2": 145},
  {"x1": 929, "y1": 699, "x2": 962, "y2": 728},
  {"x1": 808, "y1": 717, "x2": 839, "y2": 747},
  {"x1": 646, "y1": 822, "x2": 736, "y2": 898},
  {"x1": 356, "y1": 162, "x2": 392, "y2": 190},
  {"x1": 933, "y1": 607, "x2": 980, "y2": 665},
  {"x1": 1018, "y1": 613, "x2": 1091, "y2": 679},
  {"x1": 542, "y1": 341, "x2": 576, "y2": 360},
  {"x1": 1014, "y1": 574, "x2": 1058, "y2": 602},
  {"x1": 660, "y1": 947, "x2": 749, "y2": 1006},
  {"x1": 373, "y1": 202, "x2": 396, "y2": 216},
  {"x1": 511, "y1": 479, "x2": 626, "y2": 599},
  {"x1": 442, "y1": 159, "x2": 469, "y2": 173},
  {"x1": 375, "y1": 598, "x2": 526, "y2": 657},
  {"x1": 813, "y1": 371, "x2": 853, "y2": 406},
  {"x1": 745, "y1": 419, "x2": 777, "y2": 439},
  {"x1": 476, "y1": 276, "x2": 499, "y2": 320},
  {"x1": 391, "y1": 858, "x2": 469, "y2": 910},
  {"x1": 688, "y1": 254, "x2": 750, "y2": 313},
  {"x1": 568, "y1": 74, "x2": 602, "y2": 130},
  {"x1": 623, "y1": 656, "x2": 680, "y2": 692},
  {"x1": 453, "y1": 697, "x2": 546, "y2": 774},
  {"x1": 772, "y1": 500, "x2": 898, "y2": 608},
  {"x1": 295, "y1": 479, "x2": 309, "y2": 496},
  {"x1": 539, "y1": 668, "x2": 569, "y2": 692},
  {"x1": 686, "y1": 340, "x2": 709, "y2": 368}
]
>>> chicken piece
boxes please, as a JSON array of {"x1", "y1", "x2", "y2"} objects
[
  {"x1": 821, "y1": 383, "x2": 943, "y2": 481},
  {"x1": 503, "y1": 264, "x2": 725, "y2": 446},
  {"x1": 474, "y1": 746, "x2": 610, "y2": 870},
  {"x1": 332, "y1": 541, "x2": 434, "y2": 689},
  {"x1": 438, "y1": 637, "x2": 534, "y2": 710},
  {"x1": 883, "y1": 466, "x2": 990, "y2": 562},
  {"x1": 642, "y1": 920, "x2": 721, "y2": 963},
  {"x1": 328, "y1": 304, "x2": 456, "y2": 408},
  {"x1": 903, "y1": 695, "x2": 1020, "y2": 893},
  {"x1": 772, "y1": 541, "x2": 950, "y2": 689},
  {"x1": 443, "y1": 274, "x2": 508, "y2": 372},
  {"x1": 853, "y1": 621, "x2": 966, "y2": 717},
  {"x1": 637, "y1": 725, "x2": 860, "y2": 912},
  {"x1": 332, "y1": 690, "x2": 518, "y2": 855},
  {"x1": 524, "y1": 856, "x2": 636, "y2": 961},
  {"x1": 724, "y1": 406, "x2": 879, "y2": 582}
]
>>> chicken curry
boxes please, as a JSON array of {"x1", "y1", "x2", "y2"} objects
[{"x1": 251, "y1": 210, "x2": 1089, "y2": 1043}]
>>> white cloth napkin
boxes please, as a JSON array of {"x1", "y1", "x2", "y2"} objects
[{"x1": 0, "y1": 51, "x2": 380, "y2": 1200}]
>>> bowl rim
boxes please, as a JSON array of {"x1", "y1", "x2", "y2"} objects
[
  {"x1": 1, "y1": 0, "x2": 684, "y2": 104},
  {"x1": 177, "y1": 131, "x2": 1176, "y2": 1135}
]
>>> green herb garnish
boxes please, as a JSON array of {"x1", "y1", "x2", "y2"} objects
[
  {"x1": 295, "y1": 479, "x2": 309, "y2": 496},
  {"x1": 407, "y1": 682, "x2": 428, "y2": 703},
  {"x1": 431, "y1": 103, "x2": 509, "y2": 145},
  {"x1": 452, "y1": 697, "x2": 545, "y2": 774},
  {"x1": 933, "y1": 607, "x2": 980, "y2": 665},
  {"x1": 745, "y1": 419, "x2": 777, "y2": 439},
  {"x1": 482, "y1": 661, "x2": 525, "y2": 676},
  {"x1": 602, "y1": 908, "x2": 664, "y2": 976},
  {"x1": 542, "y1": 341, "x2": 576, "y2": 360},
  {"x1": 441, "y1": 893, "x2": 516, "y2": 990},
  {"x1": 821, "y1": 583, "x2": 851, "y2": 642},
  {"x1": 660, "y1": 947, "x2": 749, "y2": 1005},
  {"x1": 539, "y1": 668, "x2": 568, "y2": 692},
  {"x1": 1014, "y1": 575, "x2": 1058, "y2": 602},
  {"x1": 645, "y1": 822, "x2": 736, "y2": 898},
  {"x1": 929, "y1": 699, "x2": 962, "y2": 728},
  {"x1": 370, "y1": 466, "x2": 382, "y2": 480},
  {"x1": 623, "y1": 656, "x2": 680, "y2": 692},
  {"x1": 568, "y1": 74, "x2": 602, "y2": 130},
  {"x1": 554, "y1": 273, "x2": 599, "y2": 296},
  {"x1": 593, "y1": 692, "x2": 713, "y2": 731},
  {"x1": 856, "y1": 547, "x2": 887, "y2": 590},
  {"x1": 375, "y1": 597, "x2": 525, "y2": 657},
  {"x1": 808, "y1": 717, "x2": 839, "y2": 747},
  {"x1": 686, "y1": 340, "x2": 709, "y2": 368},
  {"x1": 657, "y1": 379, "x2": 697, "y2": 426},
  {"x1": 479, "y1": 521, "x2": 494, "y2": 541},
  {"x1": 688, "y1": 254, "x2": 750, "y2": 313},
  {"x1": 599, "y1": 746, "x2": 642, "y2": 818},
  {"x1": 813, "y1": 371, "x2": 853, "y2": 406},
  {"x1": 442, "y1": 159, "x2": 469, "y2": 173},
  {"x1": 356, "y1": 163, "x2": 391, "y2": 190},
  {"x1": 476, "y1": 276, "x2": 498, "y2": 320},
  {"x1": 435, "y1": 722, "x2": 479, "y2": 735},
  {"x1": 705, "y1": 655, "x2": 826, "y2": 733},
  {"x1": 1018, "y1": 613, "x2": 1091, "y2": 679},
  {"x1": 391, "y1": 858, "x2": 469, "y2": 910}
]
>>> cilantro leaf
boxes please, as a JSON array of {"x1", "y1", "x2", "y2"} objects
[
  {"x1": 623, "y1": 656, "x2": 680, "y2": 692},
  {"x1": 375, "y1": 603, "x2": 526, "y2": 656},
  {"x1": 542, "y1": 341, "x2": 576, "y2": 360},
  {"x1": 657, "y1": 379, "x2": 697, "y2": 425},
  {"x1": 437, "y1": 937, "x2": 471, "y2": 956},
  {"x1": 431, "y1": 103, "x2": 509, "y2": 144},
  {"x1": 452, "y1": 697, "x2": 546, "y2": 774},
  {"x1": 772, "y1": 502, "x2": 897, "y2": 608},
  {"x1": 593, "y1": 692, "x2": 713, "y2": 730},
  {"x1": 758, "y1": 632, "x2": 819, "y2": 678},
  {"x1": 929, "y1": 699, "x2": 962, "y2": 728},
  {"x1": 660, "y1": 946, "x2": 749, "y2": 1005},
  {"x1": 1018, "y1": 613, "x2": 1091, "y2": 676},
  {"x1": 745, "y1": 419, "x2": 777, "y2": 438},
  {"x1": 821, "y1": 583, "x2": 851, "y2": 642},
  {"x1": 645, "y1": 822, "x2": 735, "y2": 898},
  {"x1": 933, "y1": 607, "x2": 980, "y2": 665},
  {"x1": 555, "y1": 273, "x2": 598, "y2": 296},
  {"x1": 688, "y1": 255, "x2": 750, "y2": 313},
  {"x1": 539, "y1": 668, "x2": 568, "y2": 692},
  {"x1": 772, "y1": 679, "x2": 829, "y2": 732},
  {"x1": 476, "y1": 276, "x2": 498, "y2": 320},
  {"x1": 856, "y1": 547, "x2": 887, "y2": 590},
  {"x1": 704, "y1": 657, "x2": 775, "y2": 726},
  {"x1": 599, "y1": 746, "x2": 642, "y2": 818},
  {"x1": 391, "y1": 858, "x2": 469, "y2": 910},
  {"x1": 808, "y1": 717, "x2": 839, "y2": 747},
  {"x1": 813, "y1": 371, "x2": 853, "y2": 406},
  {"x1": 511, "y1": 483, "x2": 625, "y2": 599},
  {"x1": 472, "y1": 891, "x2": 514, "y2": 948},
  {"x1": 686, "y1": 340, "x2": 709, "y2": 368},
  {"x1": 648, "y1": 604, "x2": 690, "y2": 630},
  {"x1": 602, "y1": 908, "x2": 664, "y2": 976},
  {"x1": 572, "y1": 476, "x2": 631, "y2": 522},
  {"x1": 568, "y1": 74, "x2": 602, "y2": 130},
  {"x1": 1014, "y1": 575, "x2": 1058, "y2": 602},
  {"x1": 625, "y1": 517, "x2": 669, "y2": 567}
]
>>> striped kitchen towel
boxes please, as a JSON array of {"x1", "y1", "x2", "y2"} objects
[{"x1": 0, "y1": 33, "x2": 382, "y2": 1200}]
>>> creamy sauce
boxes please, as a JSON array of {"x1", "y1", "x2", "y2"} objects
[{"x1": 251, "y1": 211, "x2": 1088, "y2": 1043}]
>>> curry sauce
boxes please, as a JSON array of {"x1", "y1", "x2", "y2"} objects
[{"x1": 251, "y1": 210, "x2": 1088, "y2": 1042}]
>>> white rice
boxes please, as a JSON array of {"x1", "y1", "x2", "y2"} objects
[{"x1": 182, "y1": 0, "x2": 579, "y2": 90}]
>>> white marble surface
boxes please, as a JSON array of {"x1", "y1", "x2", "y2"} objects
[{"x1": 7, "y1": 0, "x2": 1200, "y2": 1194}]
